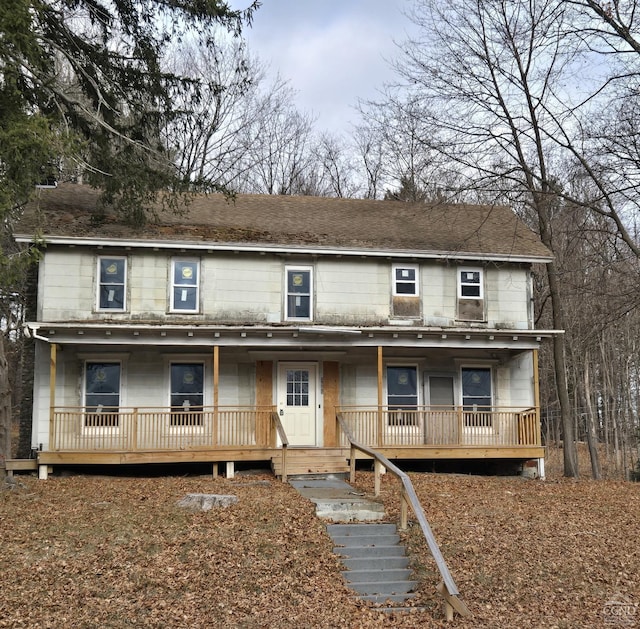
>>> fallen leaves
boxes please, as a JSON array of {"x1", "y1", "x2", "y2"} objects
[{"x1": 1, "y1": 469, "x2": 638, "y2": 628}]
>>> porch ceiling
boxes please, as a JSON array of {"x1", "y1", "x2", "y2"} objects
[{"x1": 27, "y1": 321, "x2": 558, "y2": 351}]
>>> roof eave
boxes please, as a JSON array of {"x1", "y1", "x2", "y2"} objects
[{"x1": 13, "y1": 234, "x2": 554, "y2": 264}]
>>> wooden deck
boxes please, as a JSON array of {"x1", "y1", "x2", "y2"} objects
[{"x1": 36, "y1": 405, "x2": 543, "y2": 471}]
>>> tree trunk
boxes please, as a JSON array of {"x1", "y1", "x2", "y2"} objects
[
  {"x1": 542, "y1": 254, "x2": 579, "y2": 477},
  {"x1": 583, "y1": 355, "x2": 601, "y2": 479},
  {"x1": 0, "y1": 334, "x2": 11, "y2": 477}
]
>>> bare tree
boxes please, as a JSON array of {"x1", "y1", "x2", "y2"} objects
[
  {"x1": 313, "y1": 133, "x2": 360, "y2": 198},
  {"x1": 233, "y1": 91, "x2": 317, "y2": 195},
  {"x1": 356, "y1": 93, "x2": 458, "y2": 201},
  {"x1": 394, "y1": 0, "x2": 582, "y2": 475}
]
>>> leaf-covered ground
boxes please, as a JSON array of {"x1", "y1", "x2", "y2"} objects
[{"x1": 1, "y1": 465, "x2": 638, "y2": 628}]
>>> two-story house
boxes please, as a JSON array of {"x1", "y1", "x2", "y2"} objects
[{"x1": 15, "y1": 184, "x2": 555, "y2": 479}]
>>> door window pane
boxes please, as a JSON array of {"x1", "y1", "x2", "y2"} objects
[
  {"x1": 286, "y1": 369, "x2": 309, "y2": 406},
  {"x1": 429, "y1": 376, "x2": 455, "y2": 407}
]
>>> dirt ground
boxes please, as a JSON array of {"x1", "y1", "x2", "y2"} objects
[{"x1": 1, "y1": 457, "x2": 638, "y2": 628}]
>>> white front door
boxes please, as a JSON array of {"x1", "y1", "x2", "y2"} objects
[{"x1": 277, "y1": 363, "x2": 317, "y2": 446}]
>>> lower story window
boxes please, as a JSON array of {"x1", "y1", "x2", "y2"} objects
[
  {"x1": 462, "y1": 367, "x2": 492, "y2": 428},
  {"x1": 387, "y1": 366, "x2": 418, "y2": 426},
  {"x1": 170, "y1": 363, "x2": 204, "y2": 426},
  {"x1": 85, "y1": 362, "x2": 120, "y2": 427}
]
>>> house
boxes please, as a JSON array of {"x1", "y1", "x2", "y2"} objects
[{"x1": 14, "y1": 183, "x2": 556, "y2": 480}]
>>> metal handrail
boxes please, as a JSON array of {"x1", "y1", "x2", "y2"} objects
[
  {"x1": 337, "y1": 412, "x2": 472, "y2": 620},
  {"x1": 270, "y1": 411, "x2": 289, "y2": 482}
]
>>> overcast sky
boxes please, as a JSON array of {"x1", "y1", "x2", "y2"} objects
[{"x1": 230, "y1": 0, "x2": 415, "y2": 134}]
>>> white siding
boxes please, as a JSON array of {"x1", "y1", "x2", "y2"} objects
[
  {"x1": 36, "y1": 247, "x2": 533, "y2": 329},
  {"x1": 316, "y1": 259, "x2": 389, "y2": 325},
  {"x1": 486, "y1": 268, "x2": 530, "y2": 330}
]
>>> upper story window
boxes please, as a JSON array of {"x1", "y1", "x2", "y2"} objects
[
  {"x1": 458, "y1": 268, "x2": 483, "y2": 299},
  {"x1": 285, "y1": 266, "x2": 312, "y2": 320},
  {"x1": 171, "y1": 258, "x2": 200, "y2": 313},
  {"x1": 97, "y1": 257, "x2": 126, "y2": 311},
  {"x1": 392, "y1": 264, "x2": 419, "y2": 296}
]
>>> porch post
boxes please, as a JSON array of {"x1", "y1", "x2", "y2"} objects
[
  {"x1": 377, "y1": 346, "x2": 383, "y2": 448},
  {"x1": 213, "y1": 345, "x2": 219, "y2": 447},
  {"x1": 532, "y1": 349, "x2": 541, "y2": 445},
  {"x1": 48, "y1": 343, "x2": 57, "y2": 450}
]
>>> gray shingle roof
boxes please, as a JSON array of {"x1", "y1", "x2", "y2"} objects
[{"x1": 15, "y1": 183, "x2": 551, "y2": 261}]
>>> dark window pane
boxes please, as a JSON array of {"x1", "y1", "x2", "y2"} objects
[
  {"x1": 171, "y1": 364, "x2": 203, "y2": 393},
  {"x1": 85, "y1": 363, "x2": 120, "y2": 425},
  {"x1": 461, "y1": 285, "x2": 481, "y2": 297},
  {"x1": 86, "y1": 363, "x2": 120, "y2": 395},
  {"x1": 173, "y1": 286, "x2": 197, "y2": 310},
  {"x1": 100, "y1": 285, "x2": 124, "y2": 309},
  {"x1": 462, "y1": 368, "x2": 491, "y2": 398},
  {"x1": 287, "y1": 294, "x2": 310, "y2": 318},
  {"x1": 395, "y1": 268, "x2": 415, "y2": 281},
  {"x1": 288, "y1": 270, "x2": 310, "y2": 293},
  {"x1": 174, "y1": 261, "x2": 198, "y2": 285},
  {"x1": 395, "y1": 283, "x2": 416, "y2": 295},
  {"x1": 387, "y1": 366, "x2": 418, "y2": 410},
  {"x1": 100, "y1": 258, "x2": 125, "y2": 284}
]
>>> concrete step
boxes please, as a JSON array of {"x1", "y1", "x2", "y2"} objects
[
  {"x1": 342, "y1": 556, "x2": 409, "y2": 570},
  {"x1": 343, "y1": 568, "x2": 414, "y2": 583},
  {"x1": 334, "y1": 545, "x2": 406, "y2": 559},
  {"x1": 360, "y1": 594, "x2": 419, "y2": 604},
  {"x1": 326, "y1": 522, "x2": 418, "y2": 605},
  {"x1": 328, "y1": 523, "x2": 398, "y2": 536},
  {"x1": 331, "y1": 533, "x2": 400, "y2": 547},
  {"x1": 291, "y1": 478, "x2": 384, "y2": 522},
  {"x1": 347, "y1": 579, "x2": 419, "y2": 596}
]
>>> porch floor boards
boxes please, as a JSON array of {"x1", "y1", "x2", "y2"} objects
[{"x1": 36, "y1": 445, "x2": 544, "y2": 469}]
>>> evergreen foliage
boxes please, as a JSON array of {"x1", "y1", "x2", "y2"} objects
[{"x1": 0, "y1": 0, "x2": 259, "y2": 225}]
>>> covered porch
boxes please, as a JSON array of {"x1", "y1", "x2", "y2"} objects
[{"x1": 31, "y1": 324, "x2": 548, "y2": 476}]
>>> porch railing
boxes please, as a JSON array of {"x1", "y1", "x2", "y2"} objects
[
  {"x1": 50, "y1": 406, "x2": 277, "y2": 451},
  {"x1": 337, "y1": 405, "x2": 540, "y2": 448}
]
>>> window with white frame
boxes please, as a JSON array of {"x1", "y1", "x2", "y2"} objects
[
  {"x1": 392, "y1": 264, "x2": 419, "y2": 296},
  {"x1": 97, "y1": 256, "x2": 126, "y2": 311},
  {"x1": 386, "y1": 365, "x2": 419, "y2": 426},
  {"x1": 84, "y1": 362, "x2": 121, "y2": 427},
  {"x1": 171, "y1": 258, "x2": 200, "y2": 312},
  {"x1": 170, "y1": 362, "x2": 204, "y2": 426},
  {"x1": 458, "y1": 268, "x2": 483, "y2": 299},
  {"x1": 461, "y1": 366, "x2": 493, "y2": 428},
  {"x1": 285, "y1": 266, "x2": 312, "y2": 320}
]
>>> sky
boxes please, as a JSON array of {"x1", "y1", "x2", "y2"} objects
[{"x1": 230, "y1": 0, "x2": 415, "y2": 134}]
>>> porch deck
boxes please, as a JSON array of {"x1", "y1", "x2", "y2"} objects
[{"x1": 36, "y1": 405, "x2": 543, "y2": 468}]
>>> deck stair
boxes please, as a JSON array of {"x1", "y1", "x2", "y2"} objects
[
  {"x1": 271, "y1": 448, "x2": 349, "y2": 478},
  {"x1": 327, "y1": 523, "x2": 418, "y2": 604}
]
